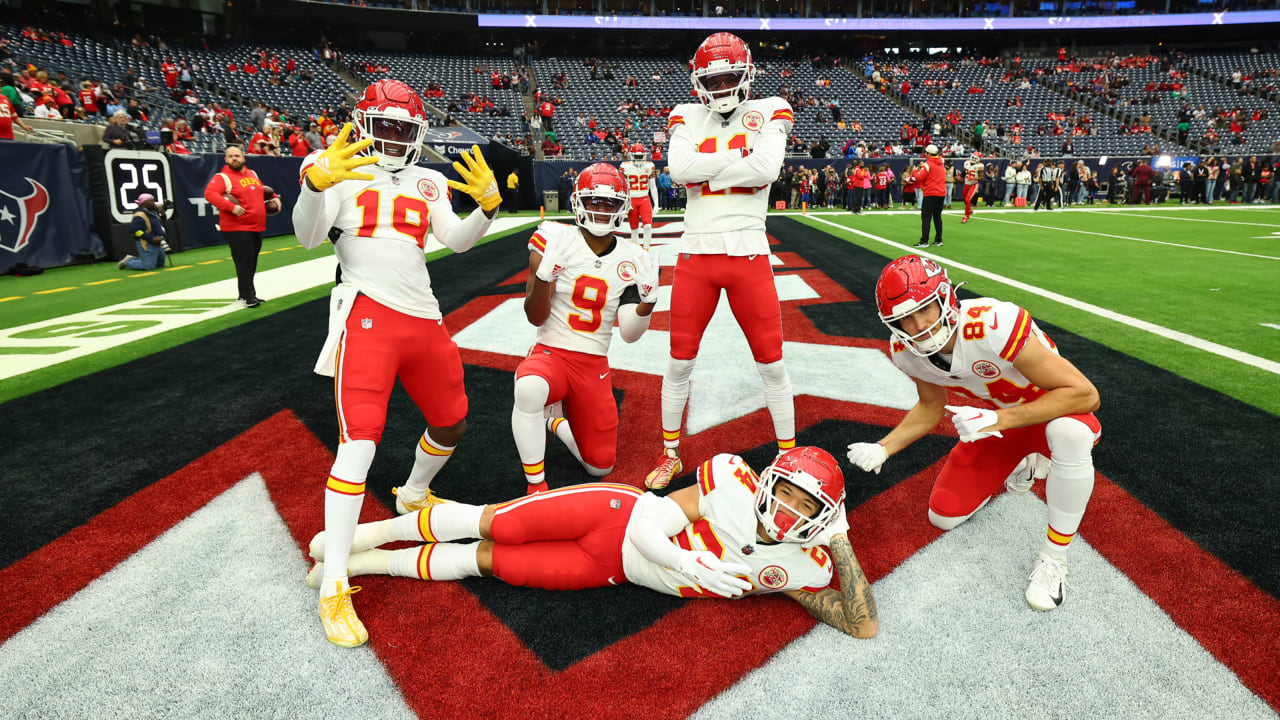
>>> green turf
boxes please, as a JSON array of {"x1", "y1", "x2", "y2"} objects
[
  {"x1": 0, "y1": 225, "x2": 534, "y2": 404},
  {"x1": 0, "y1": 236, "x2": 334, "y2": 331},
  {"x1": 792, "y1": 210, "x2": 1280, "y2": 416}
]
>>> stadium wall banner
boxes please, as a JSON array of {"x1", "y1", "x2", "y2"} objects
[
  {"x1": 425, "y1": 127, "x2": 490, "y2": 160},
  {"x1": 0, "y1": 142, "x2": 103, "y2": 275},
  {"x1": 169, "y1": 155, "x2": 304, "y2": 249},
  {"x1": 481, "y1": 9, "x2": 1280, "y2": 31}
]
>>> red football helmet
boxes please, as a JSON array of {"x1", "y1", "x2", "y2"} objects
[
  {"x1": 624, "y1": 142, "x2": 646, "y2": 161},
  {"x1": 570, "y1": 163, "x2": 630, "y2": 237},
  {"x1": 691, "y1": 32, "x2": 755, "y2": 114},
  {"x1": 352, "y1": 79, "x2": 429, "y2": 170},
  {"x1": 875, "y1": 254, "x2": 962, "y2": 357},
  {"x1": 755, "y1": 447, "x2": 846, "y2": 545}
]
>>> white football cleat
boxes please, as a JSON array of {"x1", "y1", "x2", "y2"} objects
[{"x1": 1026, "y1": 551, "x2": 1069, "y2": 611}]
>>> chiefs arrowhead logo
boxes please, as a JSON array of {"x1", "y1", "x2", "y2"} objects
[{"x1": 0, "y1": 178, "x2": 50, "y2": 254}]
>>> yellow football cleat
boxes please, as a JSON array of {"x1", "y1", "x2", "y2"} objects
[
  {"x1": 393, "y1": 486, "x2": 455, "y2": 515},
  {"x1": 319, "y1": 581, "x2": 368, "y2": 648},
  {"x1": 645, "y1": 451, "x2": 683, "y2": 490}
]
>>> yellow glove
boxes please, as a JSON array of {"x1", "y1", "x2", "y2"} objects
[
  {"x1": 305, "y1": 123, "x2": 378, "y2": 192},
  {"x1": 447, "y1": 144, "x2": 502, "y2": 213}
]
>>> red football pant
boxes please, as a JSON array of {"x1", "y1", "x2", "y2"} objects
[
  {"x1": 489, "y1": 483, "x2": 641, "y2": 590},
  {"x1": 669, "y1": 253, "x2": 783, "y2": 363},
  {"x1": 929, "y1": 413, "x2": 1101, "y2": 518},
  {"x1": 963, "y1": 183, "x2": 979, "y2": 217},
  {"x1": 335, "y1": 295, "x2": 468, "y2": 443},
  {"x1": 628, "y1": 195, "x2": 653, "y2": 229},
  {"x1": 515, "y1": 344, "x2": 619, "y2": 469}
]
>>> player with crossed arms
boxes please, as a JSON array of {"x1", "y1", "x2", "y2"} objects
[
  {"x1": 307, "y1": 447, "x2": 878, "y2": 639},
  {"x1": 619, "y1": 144, "x2": 658, "y2": 250},
  {"x1": 515, "y1": 163, "x2": 659, "y2": 494},
  {"x1": 846, "y1": 255, "x2": 1101, "y2": 611},
  {"x1": 292, "y1": 79, "x2": 503, "y2": 647},
  {"x1": 647, "y1": 32, "x2": 798, "y2": 490}
]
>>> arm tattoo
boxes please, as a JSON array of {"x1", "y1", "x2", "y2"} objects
[{"x1": 793, "y1": 535, "x2": 878, "y2": 637}]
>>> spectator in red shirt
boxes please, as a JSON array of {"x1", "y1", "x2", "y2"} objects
[
  {"x1": 0, "y1": 94, "x2": 34, "y2": 140},
  {"x1": 246, "y1": 127, "x2": 272, "y2": 154},
  {"x1": 539, "y1": 100, "x2": 555, "y2": 132},
  {"x1": 162, "y1": 59, "x2": 178, "y2": 89}
]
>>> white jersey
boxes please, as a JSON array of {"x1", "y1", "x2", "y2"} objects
[
  {"x1": 621, "y1": 160, "x2": 655, "y2": 199},
  {"x1": 621, "y1": 453, "x2": 834, "y2": 598},
  {"x1": 890, "y1": 298, "x2": 1058, "y2": 409},
  {"x1": 528, "y1": 221, "x2": 649, "y2": 356},
  {"x1": 964, "y1": 159, "x2": 984, "y2": 185},
  {"x1": 296, "y1": 151, "x2": 486, "y2": 319},
  {"x1": 666, "y1": 97, "x2": 793, "y2": 255}
]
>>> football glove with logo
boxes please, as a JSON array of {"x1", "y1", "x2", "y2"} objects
[
  {"x1": 305, "y1": 123, "x2": 378, "y2": 192},
  {"x1": 946, "y1": 404, "x2": 1004, "y2": 443},
  {"x1": 846, "y1": 442, "x2": 888, "y2": 474},
  {"x1": 675, "y1": 551, "x2": 753, "y2": 598},
  {"x1": 447, "y1": 144, "x2": 502, "y2": 213},
  {"x1": 637, "y1": 253, "x2": 660, "y2": 304}
]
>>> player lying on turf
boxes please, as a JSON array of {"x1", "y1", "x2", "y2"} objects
[
  {"x1": 307, "y1": 447, "x2": 879, "y2": 638},
  {"x1": 846, "y1": 255, "x2": 1101, "y2": 612},
  {"x1": 515, "y1": 163, "x2": 659, "y2": 494}
]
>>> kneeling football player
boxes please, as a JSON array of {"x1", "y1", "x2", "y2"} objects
[
  {"x1": 307, "y1": 447, "x2": 878, "y2": 638},
  {"x1": 514, "y1": 163, "x2": 659, "y2": 494}
]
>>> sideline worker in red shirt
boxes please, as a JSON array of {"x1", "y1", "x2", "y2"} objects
[
  {"x1": 203, "y1": 145, "x2": 278, "y2": 307},
  {"x1": 911, "y1": 143, "x2": 947, "y2": 248}
]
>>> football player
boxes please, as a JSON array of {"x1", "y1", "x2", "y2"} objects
[
  {"x1": 647, "y1": 32, "x2": 797, "y2": 490},
  {"x1": 846, "y1": 255, "x2": 1101, "y2": 611},
  {"x1": 291, "y1": 79, "x2": 503, "y2": 647},
  {"x1": 620, "y1": 144, "x2": 658, "y2": 250},
  {"x1": 515, "y1": 163, "x2": 659, "y2": 494},
  {"x1": 961, "y1": 152, "x2": 984, "y2": 223},
  {"x1": 307, "y1": 447, "x2": 878, "y2": 639}
]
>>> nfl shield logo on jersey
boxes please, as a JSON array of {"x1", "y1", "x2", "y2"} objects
[
  {"x1": 361, "y1": 318, "x2": 373, "y2": 330},
  {"x1": 0, "y1": 178, "x2": 51, "y2": 254}
]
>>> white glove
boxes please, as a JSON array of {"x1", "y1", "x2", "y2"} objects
[
  {"x1": 806, "y1": 508, "x2": 850, "y2": 549},
  {"x1": 675, "y1": 551, "x2": 753, "y2": 598},
  {"x1": 846, "y1": 442, "x2": 888, "y2": 474},
  {"x1": 534, "y1": 233, "x2": 568, "y2": 283},
  {"x1": 637, "y1": 253, "x2": 660, "y2": 304},
  {"x1": 946, "y1": 404, "x2": 1004, "y2": 443}
]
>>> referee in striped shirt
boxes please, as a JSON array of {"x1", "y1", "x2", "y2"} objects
[{"x1": 1035, "y1": 161, "x2": 1062, "y2": 211}]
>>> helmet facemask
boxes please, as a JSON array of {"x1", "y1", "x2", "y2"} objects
[
  {"x1": 571, "y1": 192, "x2": 628, "y2": 238},
  {"x1": 754, "y1": 473, "x2": 840, "y2": 545},
  {"x1": 692, "y1": 67, "x2": 754, "y2": 114},
  {"x1": 353, "y1": 107, "x2": 428, "y2": 170},
  {"x1": 880, "y1": 283, "x2": 960, "y2": 357}
]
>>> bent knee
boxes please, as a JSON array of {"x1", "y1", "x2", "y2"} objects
[
  {"x1": 584, "y1": 464, "x2": 613, "y2": 478},
  {"x1": 1045, "y1": 416, "x2": 1096, "y2": 457}
]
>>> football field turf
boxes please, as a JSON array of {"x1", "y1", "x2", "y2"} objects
[{"x1": 1, "y1": 206, "x2": 1278, "y2": 719}]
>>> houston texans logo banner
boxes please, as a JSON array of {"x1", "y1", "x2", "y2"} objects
[{"x1": 0, "y1": 143, "x2": 101, "y2": 274}]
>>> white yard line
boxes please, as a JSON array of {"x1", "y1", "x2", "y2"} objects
[
  {"x1": 970, "y1": 215, "x2": 1280, "y2": 261},
  {"x1": 798, "y1": 213, "x2": 1280, "y2": 376},
  {"x1": 1099, "y1": 210, "x2": 1280, "y2": 227}
]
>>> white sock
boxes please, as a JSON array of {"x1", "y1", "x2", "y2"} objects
[
  {"x1": 322, "y1": 439, "x2": 376, "y2": 593},
  {"x1": 387, "y1": 542, "x2": 482, "y2": 580},
  {"x1": 346, "y1": 549, "x2": 392, "y2": 578},
  {"x1": 549, "y1": 417, "x2": 585, "y2": 466},
  {"x1": 391, "y1": 502, "x2": 485, "y2": 543},
  {"x1": 403, "y1": 431, "x2": 455, "y2": 497},
  {"x1": 512, "y1": 374, "x2": 551, "y2": 484},
  {"x1": 756, "y1": 359, "x2": 796, "y2": 451},
  {"x1": 642, "y1": 224, "x2": 652, "y2": 250},
  {"x1": 1043, "y1": 417, "x2": 1098, "y2": 556},
  {"x1": 630, "y1": 226, "x2": 640, "y2": 245},
  {"x1": 661, "y1": 357, "x2": 695, "y2": 449}
]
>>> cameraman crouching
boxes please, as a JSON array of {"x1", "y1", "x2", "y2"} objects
[{"x1": 118, "y1": 194, "x2": 169, "y2": 270}]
